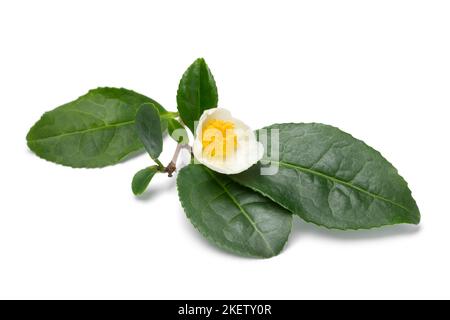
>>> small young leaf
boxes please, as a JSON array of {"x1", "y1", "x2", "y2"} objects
[
  {"x1": 27, "y1": 87, "x2": 167, "y2": 168},
  {"x1": 167, "y1": 118, "x2": 189, "y2": 144},
  {"x1": 177, "y1": 164, "x2": 292, "y2": 258},
  {"x1": 135, "y1": 103, "x2": 163, "y2": 160},
  {"x1": 176, "y1": 58, "x2": 218, "y2": 132},
  {"x1": 132, "y1": 166, "x2": 159, "y2": 195},
  {"x1": 232, "y1": 123, "x2": 421, "y2": 230}
]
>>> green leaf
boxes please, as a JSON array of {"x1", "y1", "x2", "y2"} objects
[
  {"x1": 177, "y1": 164, "x2": 292, "y2": 258},
  {"x1": 27, "y1": 87, "x2": 167, "y2": 168},
  {"x1": 232, "y1": 123, "x2": 420, "y2": 230},
  {"x1": 176, "y1": 58, "x2": 218, "y2": 132},
  {"x1": 135, "y1": 103, "x2": 163, "y2": 160},
  {"x1": 132, "y1": 166, "x2": 159, "y2": 195},
  {"x1": 167, "y1": 118, "x2": 189, "y2": 144}
]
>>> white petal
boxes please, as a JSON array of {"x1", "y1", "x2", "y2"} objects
[{"x1": 193, "y1": 108, "x2": 264, "y2": 174}]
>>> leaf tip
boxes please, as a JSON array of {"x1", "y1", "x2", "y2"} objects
[
  {"x1": 131, "y1": 187, "x2": 142, "y2": 196},
  {"x1": 195, "y1": 57, "x2": 206, "y2": 64},
  {"x1": 131, "y1": 166, "x2": 159, "y2": 196}
]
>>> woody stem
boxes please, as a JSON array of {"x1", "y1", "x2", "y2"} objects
[{"x1": 164, "y1": 144, "x2": 191, "y2": 177}]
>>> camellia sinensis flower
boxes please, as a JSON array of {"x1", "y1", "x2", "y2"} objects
[{"x1": 193, "y1": 108, "x2": 264, "y2": 174}]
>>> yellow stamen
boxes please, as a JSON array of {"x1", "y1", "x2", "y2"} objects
[{"x1": 201, "y1": 119, "x2": 238, "y2": 160}]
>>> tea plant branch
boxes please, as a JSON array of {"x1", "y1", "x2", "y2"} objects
[{"x1": 164, "y1": 143, "x2": 192, "y2": 177}]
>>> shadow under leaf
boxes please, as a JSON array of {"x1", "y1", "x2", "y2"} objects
[
  {"x1": 289, "y1": 216, "x2": 422, "y2": 243},
  {"x1": 134, "y1": 175, "x2": 177, "y2": 201}
]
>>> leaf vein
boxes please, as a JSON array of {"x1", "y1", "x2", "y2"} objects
[
  {"x1": 204, "y1": 168, "x2": 275, "y2": 256},
  {"x1": 271, "y1": 160, "x2": 411, "y2": 213},
  {"x1": 28, "y1": 120, "x2": 135, "y2": 142}
]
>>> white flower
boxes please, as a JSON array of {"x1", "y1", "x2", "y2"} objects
[{"x1": 193, "y1": 108, "x2": 264, "y2": 174}]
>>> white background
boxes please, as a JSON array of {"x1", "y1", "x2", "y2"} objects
[{"x1": 0, "y1": 0, "x2": 449, "y2": 299}]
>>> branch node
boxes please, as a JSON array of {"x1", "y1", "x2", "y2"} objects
[{"x1": 165, "y1": 161, "x2": 176, "y2": 177}]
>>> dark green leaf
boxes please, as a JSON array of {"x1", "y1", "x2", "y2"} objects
[
  {"x1": 232, "y1": 123, "x2": 420, "y2": 230},
  {"x1": 176, "y1": 58, "x2": 218, "y2": 132},
  {"x1": 135, "y1": 103, "x2": 163, "y2": 160},
  {"x1": 132, "y1": 166, "x2": 159, "y2": 195},
  {"x1": 167, "y1": 118, "x2": 189, "y2": 144},
  {"x1": 27, "y1": 87, "x2": 167, "y2": 168},
  {"x1": 177, "y1": 164, "x2": 292, "y2": 258}
]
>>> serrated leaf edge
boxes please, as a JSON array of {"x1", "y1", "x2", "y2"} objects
[
  {"x1": 176, "y1": 166, "x2": 291, "y2": 258},
  {"x1": 231, "y1": 122, "x2": 421, "y2": 230}
]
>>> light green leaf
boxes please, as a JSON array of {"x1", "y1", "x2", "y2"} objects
[
  {"x1": 27, "y1": 87, "x2": 167, "y2": 168},
  {"x1": 132, "y1": 166, "x2": 159, "y2": 195},
  {"x1": 135, "y1": 103, "x2": 163, "y2": 160},
  {"x1": 167, "y1": 118, "x2": 189, "y2": 144},
  {"x1": 177, "y1": 164, "x2": 292, "y2": 258},
  {"x1": 232, "y1": 123, "x2": 420, "y2": 230},
  {"x1": 176, "y1": 58, "x2": 218, "y2": 132}
]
